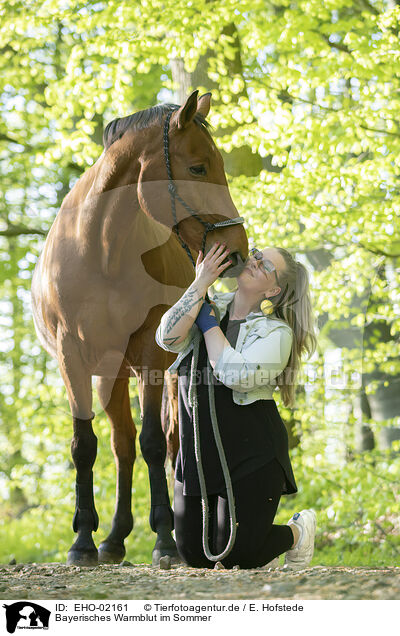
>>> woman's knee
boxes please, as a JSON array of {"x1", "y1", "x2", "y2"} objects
[
  {"x1": 175, "y1": 541, "x2": 213, "y2": 569},
  {"x1": 220, "y1": 545, "x2": 260, "y2": 569}
]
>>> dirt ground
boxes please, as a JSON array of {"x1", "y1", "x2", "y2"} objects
[{"x1": 1, "y1": 562, "x2": 399, "y2": 600}]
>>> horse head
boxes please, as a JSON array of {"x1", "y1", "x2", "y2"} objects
[{"x1": 135, "y1": 91, "x2": 248, "y2": 276}]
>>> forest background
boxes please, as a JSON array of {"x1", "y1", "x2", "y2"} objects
[{"x1": 1, "y1": 0, "x2": 399, "y2": 566}]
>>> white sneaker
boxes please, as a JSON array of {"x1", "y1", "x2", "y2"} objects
[{"x1": 284, "y1": 509, "x2": 316, "y2": 569}]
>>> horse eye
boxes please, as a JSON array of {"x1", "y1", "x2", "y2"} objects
[{"x1": 189, "y1": 165, "x2": 207, "y2": 176}]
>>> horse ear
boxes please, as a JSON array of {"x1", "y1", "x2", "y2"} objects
[
  {"x1": 197, "y1": 92, "x2": 212, "y2": 118},
  {"x1": 175, "y1": 90, "x2": 199, "y2": 129}
]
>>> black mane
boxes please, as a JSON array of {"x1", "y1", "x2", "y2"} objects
[{"x1": 103, "y1": 103, "x2": 209, "y2": 150}]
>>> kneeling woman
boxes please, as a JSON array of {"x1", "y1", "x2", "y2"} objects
[{"x1": 156, "y1": 242, "x2": 317, "y2": 569}]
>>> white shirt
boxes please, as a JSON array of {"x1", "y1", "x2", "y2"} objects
[{"x1": 155, "y1": 291, "x2": 293, "y2": 405}]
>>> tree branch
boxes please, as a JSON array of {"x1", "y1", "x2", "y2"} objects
[
  {"x1": 0, "y1": 224, "x2": 47, "y2": 238},
  {"x1": 0, "y1": 133, "x2": 43, "y2": 153},
  {"x1": 0, "y1": 132, "x2": 33, "y2": 149},
  {"x1": 319, "y1": 33, "x2": 352, "y2": 54},
  {"x1": 256, "y1": 80, "x2": 400, "y2": 138},
  {"x1": 359, "y1": 123, "x2": 400, "y2": 138},
  {"x1": 358, "y1": 0, "x2": 380, "y2": 15},
  {"x1": 358, "y1": 242, "x2": 400, "y2": 258}
]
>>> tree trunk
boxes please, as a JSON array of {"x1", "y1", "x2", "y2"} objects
[{"x1": 170, "y1": 22, "x2": 263, "y2": 177}]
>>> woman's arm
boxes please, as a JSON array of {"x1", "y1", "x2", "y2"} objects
[
  {"x1": 156, "y1": 243, "x2": 231, "y2": 352},
  {"x1": 203, "y1": 327, "x2": 230, "y2": 368},
  {"x1": 158, "y1": 280, "x2": 207, "y2": 349}
]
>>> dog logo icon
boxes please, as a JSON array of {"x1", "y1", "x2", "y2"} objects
[{"x1": 3, "y1": 602, "x2": 50, "y2": 633}]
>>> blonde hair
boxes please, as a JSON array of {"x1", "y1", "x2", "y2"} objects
[{"x1": 270, "y1": 248, "x2": 317, "y2": 407}]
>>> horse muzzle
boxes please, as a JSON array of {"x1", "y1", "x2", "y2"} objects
[{"x1": 220, "y1": 251, "x2": 246, "y2": 278}]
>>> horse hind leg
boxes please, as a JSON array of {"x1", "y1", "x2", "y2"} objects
[
  {"x1": 56, "y1": 331, "x2": 99, "y2": 566},
  {"x1": 162, "y1": 371, "x2": 180, "y2": 469},
  {"x1": 96, "y1": 375, "x2": 136, "y2": 564}
]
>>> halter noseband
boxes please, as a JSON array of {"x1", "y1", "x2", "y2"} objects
[{"x1": 163, "y1": 110, "x2": 244, "y2": 267}]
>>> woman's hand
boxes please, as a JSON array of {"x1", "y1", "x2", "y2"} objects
[{"x1": 194, "y1": 242, "x2": 231, "y2": 293}]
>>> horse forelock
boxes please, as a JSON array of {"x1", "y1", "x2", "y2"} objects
[{"x1": 102, "y1": 104, "x2": 209, "y2": 151}]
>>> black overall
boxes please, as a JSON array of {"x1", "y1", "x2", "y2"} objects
[{"x1": 174, "y1": 308, "x2": 297, "y2": 568}]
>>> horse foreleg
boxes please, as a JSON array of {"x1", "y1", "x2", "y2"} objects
[
  {"x1": 67, "y1": 417, "x2": 99, "y2": 565},
  {"x1": 139, "y1": 380, "x2": 179, "y2": 565},
  {"x1": 96, "y1": 376, "x2": 136, "y2": 564},
  {"x1": 56, "y1": 330, "x2": 99, "y2": 566}
]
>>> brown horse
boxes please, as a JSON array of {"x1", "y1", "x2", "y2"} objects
[{"x1": 31, "y1": 90, "x2": 248, "y2": 566}]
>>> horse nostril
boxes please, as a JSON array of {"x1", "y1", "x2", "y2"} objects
[
  {"x1": 220, "y1": 251, "x2": 246, "y2": 278},
  {"x1": 229, "y1": 251, "x2": 239, "y2": 266}
]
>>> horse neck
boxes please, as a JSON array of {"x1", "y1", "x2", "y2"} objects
[{"x1": 58, "y1": 130, "x2": 182, "y2": 276}]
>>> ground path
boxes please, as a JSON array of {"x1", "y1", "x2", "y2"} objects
[{"x1": 1, "y1": 563, "x2": 399, "y2": 600}]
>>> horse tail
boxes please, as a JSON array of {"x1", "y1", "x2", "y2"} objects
[{"x1": 31, "y1": 256, "x2": 58, "y2": 359}]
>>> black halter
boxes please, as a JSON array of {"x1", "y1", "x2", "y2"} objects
[{"x1": 163, "y1": 111, "x2": 244, "y2": 267}]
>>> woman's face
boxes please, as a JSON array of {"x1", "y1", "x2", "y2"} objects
[{"x1": 237, "y1": 247, "x2": 285, "y2": 299}]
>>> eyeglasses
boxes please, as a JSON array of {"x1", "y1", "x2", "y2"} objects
[{"x1": 249, "y1": 248, "x2": 280, "y2": 287}]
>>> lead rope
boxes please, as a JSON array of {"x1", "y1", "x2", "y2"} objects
[{"x1": 188, "y1": 330, "x2": 237, "y2": 562}]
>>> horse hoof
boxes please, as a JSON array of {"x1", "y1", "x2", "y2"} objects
[
  {"x1": 152, "y1": 545, "x2": 180, "y2": 566},
  {"x1": 98, "y1": 542, "x2": 125, "y2": 564},
  {"x1": 67, "y1": 549, "x2": 98, "y2": 566}
]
